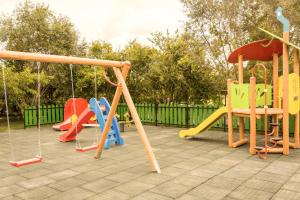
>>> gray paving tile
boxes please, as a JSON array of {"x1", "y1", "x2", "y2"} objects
[
  {"x1": 253, "y1": 171, "x2": 290, "y2": 184},
  {"x1": 173, "y1": 174, "x2": 208, "y2": 187},
  {"x1": 131, "y1": 191, "x2": 172, "y2": 200},
  {"x1": 0, "y1": 175, "x2": 27, "y2": 187},
  {"x1": 16, "y1": 186, "x2": 58, "y2": 200},
  {"x1": 272, "y1": 189, "x2": 300, "y2": 200},
  {"x1": 176, "y1": 194, "x2": 209, "y2": 200},
  {"x1": 205, "y1": 176, "x2": 242, "y2": 191},
  {"x1": 82, "y1": 178, "x2": 119, "y2": 193},
  {"x1": 160, "y1": 166, "x2": 187, "y2": 177},
  {"x1": 229, "y1": 185, "x2": 273, "y2": 200},
  {"x1": 105, "y1": 171, "x2": 141, "y2": 183},
  {"x1": 0, "y1": 185, "x2": 26, "y2": 198},
  {"x1": 115, "y1": 180, "x2": 154, "y2": 196},
  {"x1": 20, "y1": 169, "x2": 52, "y2": 178},
  {"x1": 282, "y1": 181, "x2": 300, "y2": 192},
  {"x1": 74, "y1": 170, "x2": 108, "y2": 181},
  {"x1": 151, "y1": 181, "x2": 192, "y2": 198},
  {"x1": 46, "y1": 187, "x2": 94, "y2": 200},
  {"x1": 47, "y1": 169, "x2": 79, "y2": 180},
  {"x1": 290, "y1": 173, "x2": 300, "y2": 182},
  {"x1": 87, "y1": 189, "x2": 130, "y2": 200},
  {"x1": 135, "y1": 173, "x2": 173, "y2": 185},
  {"x1": 189, "y1": 184, "x2": 231, "y2": 200},
  {"x1": 0, "y1": 195, "x2": 23, "y2": 200},
  {"x1": 242, "y1": 178, "x2": 282, "y2": 193},
  {"x1": 17, "y1": 176, "x2": 56, "y2": 189},
  {"x1": 48, "y1": 177, "x2": 86, "y2": 191}
]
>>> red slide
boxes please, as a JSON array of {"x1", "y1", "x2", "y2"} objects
[
  {"x1": 53, "y1": 117, "x2": 72, "y2": 131},
  {"x1": 53, "y1": 98, "x2": 89, "y2": 131},
  {"x1": 59, "y1": 108, "x2": 94, "y2": 142}
]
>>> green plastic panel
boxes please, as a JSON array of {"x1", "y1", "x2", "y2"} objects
[
  {"x1": 231, "y1": 84, "x2": 250, "y2": 109},
  {"x1": 231, "y1": 84, "x2": 273, "y2": 109},
  {"x1": 255, "y1": 84, "x2": 272, "y2": 107}
]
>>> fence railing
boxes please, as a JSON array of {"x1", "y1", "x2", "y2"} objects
[
  {"x1": 24, "y1": 102, "x2": 298, "y2": 133},
  {"x1": 24, "y1": 105, "x2": 64, "y2": 128},
  {"x1": 116, "y1": 103, "x2": 226, "y2": 129}
]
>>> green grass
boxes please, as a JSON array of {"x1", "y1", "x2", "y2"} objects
[{"x1": 0, "y1": 117, "x2": 24, "y2": 132}]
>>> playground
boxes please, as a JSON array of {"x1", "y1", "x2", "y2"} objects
[
  {"x1": 1, "y1": 125, "x2": 300, "y2": 200},
  {"x1": 2, "y1": 2, "x2": 300, "y2": 200}
]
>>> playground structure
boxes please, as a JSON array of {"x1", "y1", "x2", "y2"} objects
[
  {"x1": 1, "y1": 51, "x2": 160, "y2": 172},
  {"x1": 179, "y1": 7, "x2": 300, "y2": 158},
  {"x1": 52, "y1": 98, "x2": 95, "y2": 131},
  {"x1": 59, "y1": 97, "x2": 123, "y2": 151}
]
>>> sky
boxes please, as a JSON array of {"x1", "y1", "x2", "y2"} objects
[{"x1": 0, "y1": 0, "x2": 187, "y2": 49}]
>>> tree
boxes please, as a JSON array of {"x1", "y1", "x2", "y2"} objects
[
  {"x1": 0, "y1": 65, "x2": 50, "y2": 115},
  {"x1": 0, "y1": 1, "x2": 85, "y2": 112},
  {"x1": 181, "y1": 0, "x2": 300, "y2": 82},
  {"x1": 122, "y1": 40, "x2": 157, "y2": 102},
  {"x1": 85, "y1": 40, "x2": 122, "y2": 101},
  {"x1": 148, "y1": 31, "x2": 218, "y2": 103}
]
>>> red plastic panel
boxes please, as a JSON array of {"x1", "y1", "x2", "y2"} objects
[
  {"x1": 228, "y1": 39, "x2": 283, "y2": 63},
  {"x1": 59, "y1": 108, "x2": 94, "y2": 142}
]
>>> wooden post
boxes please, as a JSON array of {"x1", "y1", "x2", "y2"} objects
[
  {"x1": 282, "y1": 32, "x2": 289, "y2": 155},
  {"x1": 113, "y1": 67, "x2": 161, "y2": 173},
  {"x1": 273, "y1": 53, "x2": 279, "y2": 137},
  {"x1": 294, "y1": 49, "x2": 300, "y2": 148},
  {"x1": 95, "y1": 65, "x2": 130, "y2": 159},
  {"x1": 249, "y1": 77, "x2": 256, "y2": 154},
  {"x1": 227, "y1": 79, "x2": 234, "y2": 147},
  {"x1": 238, "y1": 55, "x2": 245, "y2": 141}
]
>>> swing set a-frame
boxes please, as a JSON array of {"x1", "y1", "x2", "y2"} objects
[{"x1": 0, "y1": 50, "x2": 161, "y2": 173}]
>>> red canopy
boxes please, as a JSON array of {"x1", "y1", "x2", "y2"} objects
[{"x1": 228, "y1": 39, "x2": 283, "y2": 63}]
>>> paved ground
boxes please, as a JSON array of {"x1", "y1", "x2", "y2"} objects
[{"x1": 1, "y1": 125, "x2": 300, "y2": 200}]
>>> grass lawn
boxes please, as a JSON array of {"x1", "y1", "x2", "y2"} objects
[{"x1": 0, "y1": 117, "x2": 24, "y2": 132}]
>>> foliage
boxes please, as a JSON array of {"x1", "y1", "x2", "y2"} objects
[
  {"x1": 0, "y1": 66, "x2": 50, "y2": 115},
  {"x1": 0, "y1": 1, "x2": 85, "y2": 109},
  {"x1": 2, "y1": 0, "x2": 298, "y2": 116},
  {"x1": 148, "y1": 31, "x2": 221, "y2": 103},
  {"x1": 181, "y1": 0, "x2": 300, "y2": 82}
]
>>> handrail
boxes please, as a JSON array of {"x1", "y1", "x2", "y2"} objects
[{"x1": 0, "y1": 50, "x2": 130, "y2": 68}]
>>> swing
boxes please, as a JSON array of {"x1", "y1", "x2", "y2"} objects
[
  {"x1": 69, "y1": 65, "x2": 100, "y2": 152},
  {"x1": 2, "y1": 62, "x2": 43, "y2": 167},
  {"x1": 0, "y1": 50, "x2": 161, "y2": 173}
]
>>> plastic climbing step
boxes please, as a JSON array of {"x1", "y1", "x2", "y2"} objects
[
  {"x1": 270, "y1": 123, "x2": 280, "y2": 127},
  {"x1": 271, "y1": 137, "x2": 282, "y2": 142},
  {"x1": 255, "y1": 146, "x2": 264, "y2": 151}
]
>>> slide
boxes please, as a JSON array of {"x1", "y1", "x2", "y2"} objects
[
  {"x1": 179, "y1": 107, "x2": 227, "y2": 138},
  {"x1": 53, "y1": 98, "x2": 89, "y2": 131},
  {"x1": 53, "y1": 117, "x2": 72, "y2": 131},
  {"x1": 59, "y1": 108, "x2": 94, "y2": 142}
]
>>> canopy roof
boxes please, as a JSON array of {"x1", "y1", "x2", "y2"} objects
[{"x1": 228, "y1": 39, "x2": 283, "y2": 64}]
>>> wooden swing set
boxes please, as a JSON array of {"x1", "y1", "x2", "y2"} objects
[{"x1": 0, "y1": 50, "x2": 161, "y2": 173}]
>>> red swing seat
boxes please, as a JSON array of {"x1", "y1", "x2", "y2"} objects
[
  {"x1": 75, "y1": 144, "x2": 98, "y2": 152},
  {"x1": 9, "y1": 156, "x2": 43, "y2": 167}
]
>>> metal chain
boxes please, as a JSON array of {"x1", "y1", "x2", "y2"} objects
[
  {"x1": 37, "y1": 62, "x2": 42, "y2": 157},
  {"x1": 69, "y1": 64, "x2": 81, "y2": 148},
  {"x1": 2, "y1": 65, "x2": 15, "y2": 161}
]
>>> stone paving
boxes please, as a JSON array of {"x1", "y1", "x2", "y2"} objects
[{"x1": 1, "y1": 125, "x2": 300, "y2": 199}]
